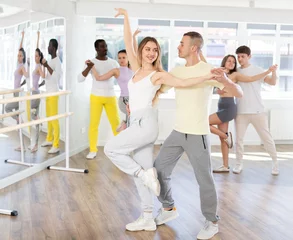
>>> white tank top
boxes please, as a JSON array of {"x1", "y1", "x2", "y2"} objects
[{"x1": 128, "y1": 69, "x2": 160, "y2": 112}]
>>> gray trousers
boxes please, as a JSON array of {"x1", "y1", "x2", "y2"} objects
[
  {"x1": 154, "y1": 130, "x2": 219, "y2": 222},
  {"x1": 118, "y1": 96, "x2": 129, "y2": 124},
  {"x1": 5, "y1": 92, "x2": 20, "y2": 122},
  {"x1": 30, "y1": 90, "x2": 41, "y2": 146},
  {"x1": 104, "y1": 108, "x2": 159, "y2": 212}
]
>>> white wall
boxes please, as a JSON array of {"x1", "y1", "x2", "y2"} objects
[{"x1": 77, "y1": 1, "x2": 293, "y2": 24}]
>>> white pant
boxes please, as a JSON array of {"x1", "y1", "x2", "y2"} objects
[
  {"x1": 235, "y1": 112, "x2": 277, "y2": 164},
  {"x1": 104, "y1": 108, "x2": 159, "y2": 212}
]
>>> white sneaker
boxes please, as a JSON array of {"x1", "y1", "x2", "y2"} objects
[
  {"x1": 224, "y1": 132, "x2": 233, "y2": 149},
  {"x1": 41, "y1": 141, "x2": 53, "y2": 147},
  {"x1": 213, "y1": 165, "x2": 230, "y2": 173},
  {"x1": 155, "y1": 207, "x2": 179, "y2": 225},
  {"x1": 126, "y1": 216, "x2": 156, "y2": 231},
  {"x1": 48, "y1": 147, "x2": 60, "y2": 154},
  {"x1": 86, "y1": 152, "x2": 96, "y2": 159},
  {"x1": 141, "y1": 168, "x2": 161, "y2": 196},
  {"x1": 197, "y1": 220, "x2": 219, "y2": 239},
  {"x1": 233, "y1": 163, "x2": 243, "y2": 174},
  {"x1": 272, "y1": 162, "x2": 279, "y2": 175}
]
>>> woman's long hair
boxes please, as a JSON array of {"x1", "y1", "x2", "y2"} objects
[
  {"x1": 19, "y1": 48, "x2": 26, "y2": 64},
  {"x1": 221, "y1": 55, "x2": 237, "y2": 75},
  {"x1": 36, "y1": 48, "x2": 44, "y2": 65}
]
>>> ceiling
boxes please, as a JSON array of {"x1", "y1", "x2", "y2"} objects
[
  {"x1": 76, "y1": 0, "x2": 293, "y2": 10},
  {"x1": 0, "y1": 4, "x2": 25, "y2": 18}
]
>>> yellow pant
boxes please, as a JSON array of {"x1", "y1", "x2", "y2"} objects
[
  {"x1": 46, "y1": 96, "x2": 59, "y2": 148},
  {"x1": 89, "y1": 94, "x2": 120, "y2": 152}
]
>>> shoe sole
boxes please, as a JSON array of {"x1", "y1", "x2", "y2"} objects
[
  {"x1": 232, "y1": 170, "x2": 242, "y2": 174},
  {"x1": 213, "y1": 170, "x2": 230, "y2": 173},
  {"x1": 197, "y1": 231, "x2": 219, "y2": 240},
  {"x1": 156, "y1": 213, "x2": 179, "y2": 226},
  {"x1": 41, "y1": 144, "x2": 52, "y2": 147},
  {"x1": 126, "y1": 226, "x2": 156, "y2": 231}
]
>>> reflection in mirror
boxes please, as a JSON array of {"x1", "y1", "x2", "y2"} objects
[
  {"x1": 0, "y1": 8, "x2": 66, "y2": 180},
  {"x1": 29, "y1": 14, "x2": 66, "y2": 159},
  {"x1": 0, "y1": 3, "x2": 31, "y2": 179}
]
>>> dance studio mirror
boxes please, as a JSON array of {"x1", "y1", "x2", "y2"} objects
[{"x1": 0, "y1": 5, "x2": 66, "y2": 180}]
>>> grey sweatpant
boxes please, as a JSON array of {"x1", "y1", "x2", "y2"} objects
[
  {"x1": 154, "y1": 130, "x2": 219, "y2": 222},
  {"x1": 5, "y1": 92, "x2": 20, "y2": 122},
  {"x1": 104, "y1": 108, "x2": 159, "y2": 212}
]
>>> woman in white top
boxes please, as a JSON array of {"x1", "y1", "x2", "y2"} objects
[{"x1": 104, "y1": 8, "x2": 221, "y2": 232}]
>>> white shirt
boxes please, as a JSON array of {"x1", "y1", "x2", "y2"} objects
[
  {"x1": 237, "y1": 65, "x2": 265, "y2": 114},
  {"x1": 78, "y1": 58, "x2": 119, "y2": 97},
  {"x1": 45, "y1": 57, "x2": 62, "y2": 93},
  {"x1": 128, "y1": 70, "x2": 160, "y2": 112}
]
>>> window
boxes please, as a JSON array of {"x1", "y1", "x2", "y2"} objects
[
  {"x1": 247, "y1": 23, "x2": 276, "y2": 37},
  {"x1": 248, "y1": 40, "x2": 275, "y2": 70},
  {"x1": 206, "y1": 39, "x2": 238, "y2": 67},
  {"x1": 207, "y1": 22, "x2": 238, "y2": 37},
  {"x1": 280, "y1": 25, "x2": 293, "y2": 38},
  {"x1": 279, "y1": 43, "x2": 293, "y2": 92}
]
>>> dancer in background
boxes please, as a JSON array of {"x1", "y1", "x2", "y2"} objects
[
  {"x1": 78, "y1": 39, "x2": 120, "y2": 159},
  {"x1": 29, "y1": 31, "x2": 46, "y2": 152},
  {"x1": 41, "y1": 39, "x2": 62, "y2": 154},
  {"x1": 233, "y1": 46, "x2": 279, "y2": 175},
  {"x1": 200, "y1": 53, "x2": 276, "y2": 173}
]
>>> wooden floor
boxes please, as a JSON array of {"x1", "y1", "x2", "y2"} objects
[
  {"x1": 0, "y1": 123, "x2": 64, "y2": 179},
  {"x1": 0, "y1": 144, "x2": 292, "y2": 240}
]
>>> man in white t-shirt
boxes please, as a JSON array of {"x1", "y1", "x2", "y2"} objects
[
  {"x1": 78, "y1": 39, "x2": 120, "y2": 159},
  {"x1": 233, "y1": 45, "x2": 279, "y2": 175},
  {"x1": 41, "y1": 39, "x2": 62, "y2": 154}
]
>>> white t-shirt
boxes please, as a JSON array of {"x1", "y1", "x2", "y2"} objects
[
  {"x1": 167, "y1": 61, "x2": 224, "y2": 135},
  {"x1": 45, "y1": 57, "x2": 62, "y2": 93},
  {"x1": 237, "y1": 65, "x2": 265, "y2": 114},
  {"x1": 78, "y1": 58, "x2": 119, "y2": 97}
]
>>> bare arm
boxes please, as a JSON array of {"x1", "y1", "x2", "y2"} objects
[
  {"x1": 115, "y1": 8, "x2": 140, "y2": 72},
  {"x1": 36, "y1": 31, "x2": 40, "y2": 49},
  {"x1": 38, "y1": 65, "x2": 46, "y2": 79},
  {"x1": 133, "y1": 28, "x2": 141, "y2": 55},
  {"x1": 234, "y1": 69, "x2": 272, "y2": 83},
  {"x1": 20, "y1": 66, "x2": 29, "y2": 78},
  {"x1": 264, "y1": 65, "x2": 278, "y2": 85},
  {"x1": 43, "y1": 60, "x2": 54, "y2": 75},
  {"x1": 91, "y1": 68, "x2": 120, "y2": 81},
  {"x1": 152, "y1": 72, "x2": 216, "y2": 88},
  {"x1": 214, "y1": 71, "x2": 243, "y2": 98},
  {"x1": 19, "y1": 31, "x2": 24, "y2": 49}
]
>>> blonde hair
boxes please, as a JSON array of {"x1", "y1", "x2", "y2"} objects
[{"x1": 137, "y1": 37, "x2": 164, "y2": 105}]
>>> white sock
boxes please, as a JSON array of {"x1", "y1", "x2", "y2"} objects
[{"x1": 143, "y1": 211, "x2": 153, "y2": 220}]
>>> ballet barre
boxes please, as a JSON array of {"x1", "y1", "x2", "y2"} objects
[
  {"x1": 0, "y1": 88, "x2": 24, "y2": 119},
  {"x1": 0, "y1": 88, "x2": 23, "y2": 96},
  {"x1": 0, "y1": 90, "x2": 70, "y2": 105},
  {"x1": 0, "y1": 110, "x2": 24, "y2": 120},
  {"x1": 0, "y1": 209, "x2": 18, "y2": 216},
  {"x1": 0, "y1": 90, "x2": 89, "y2": 173}
]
